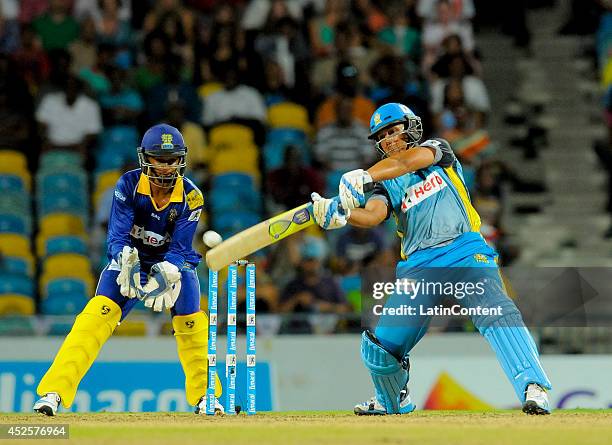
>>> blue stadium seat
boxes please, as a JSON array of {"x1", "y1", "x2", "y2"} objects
[
  {"x1": 214, "y1": 211, "x2": 261, "y2": 238},
  {"x1": 98, "y1": 125, "x2": 139, "y2": 162},
  {"x1": 0, "y1": 213, "x2": 32, "y2": 235},
  {"x1": 263, "y1": 132, "x2": 311, "y2": 170},
  {"x1": 325, "y1": 170, "x2": 347, "y2": 196},
  {"x1": 267, "y1": 128, "x2": 308, "y2": 145},
  {"x1": 0, "y1": 194, "x2": 31, "y2": 217},
  {"x1": 212, "y1": 173, "x2": 257, "y2": 191},
  {"x1": 0, "y1": 273, "x2": 34, "y2": 297},
  {"x1": 44, "y1": 278, "x2": 89, "y2": 299},
  {"x1": 38, "y1": 172, "x2": 87, "y2": 196},
  {"x1": 41, "y1": 293, "x2": 88, "y2": 315},
  {"x1": 45, "y1": 236, "x2": 88, "y2": 257},
  {"x1": 209, "y1": 188, "x2": 262, "y2": 214},
  {"x1": 0, "y1": 174, "x2": 27, "y2": 195},
  {"x1": 0, "y1": 256, "x2": 32, "y2": 277},
  {"x1": 38, "y1": 194, "x2": 88, "y2": 217}
]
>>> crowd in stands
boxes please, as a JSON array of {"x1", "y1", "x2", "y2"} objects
[{"x1": 0, "y1": 0, "x2": 560, "y2": 335}]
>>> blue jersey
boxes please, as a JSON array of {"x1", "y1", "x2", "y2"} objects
[
  {"x1": 107, "y1": 169, "x2": 203, "y2": 269},
  {"x1": 369, "y1": 138, "x2": 481, "y2": 259}
]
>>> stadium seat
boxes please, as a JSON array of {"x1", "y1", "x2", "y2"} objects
[
  {"x1": 38, "y1": 171, "x2": 88, "y2": 196},
  {"x1": 38, "y1": 194, "x2": 88, "y2": 218},
  {"x1": 0, "y1": 294, "x2": 35, "y2": 316},
  {"x1": 97, "y1": 126, "x2": 139, "y2": 162},
  {"x1": 0, "y1": 194, "x2": 31, "y2": 217},
  {"x1": 197, "y1": 81, "x2": 223, "y2": 98},
  {"x1": 0, "y1": 234, "x2": 34, "y2": 269},
  {"x1": 209, "y1": 187, "x2": 262, "y2": 214},
  {"x1": 93, "y1": 170, "x2": 122, "y2": 207},
  {"x1": 212, "y1": 172, "x2": 257, "y2": 191},
  {"x1": 209, "y1": 143, "x2": 260, "y2": 179},
  {"x1": 1, "y1": 256, "x2": 33, "y2": 277},
  {"x1": 43, "y1": 235, "x2": 88, "y2": 257},
  {"x1": 325, "y1": 169, "x2": 348, "y2": 197},
  {"x1": 94, "y1": 151, "x2": 127, "y2": 174},
  {"x1": 41, "y1": 293, "x2": 88, "y2": 315},
  {"x1": 0, "y1": 213, "x2": 32, "y2": 235},
  {"x1": 0, "y1": 273, "x2": 34, "y2": 297},
  {"x1": 0, "y1": 150, "x2": 27, "y2": 172},
  {"x1": 39, "y1": 150, "x2": 84, "y2": 170},
  {"x1": 44, "y1": 277, "x2": 89, "y2": 299},
  {"x1": 209, "y1": 124, "x2": 255, "y2": 147},
  {"x1": 213, "y1": 211, "x2": 261, "y2": 238},
  {"x1": 0, "y1": 173, "x2": 29, "y2": 194},
  {"x1": 39, "y1": 253, "x2": 95, "y2": 295},
  {"x1": 263, "y1": 140, "x2": 312, "y2": 171},
  {"x1": 39, "y1": 213, "x2": 86, "y2": 237},
  {"x1": 267, "y1": 102, "x2": 311, "y2": 133}
]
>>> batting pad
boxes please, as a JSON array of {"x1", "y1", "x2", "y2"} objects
[
  {"x1": 480, "y1": 310, "x2": 552, "y2": 402},
  {"x1": 173, "y1": 312, "x2": 222, "y2": 405},
  {"x1": 361, "y1": 330, "x2": 408, "y2": 414},
  {"x1": 37, "y1": 296, "x2": 121, "y2": 407}
]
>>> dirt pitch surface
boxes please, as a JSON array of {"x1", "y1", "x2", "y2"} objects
[{"x1": 2, "y1": 410, "x2": 611, "y2": 445}]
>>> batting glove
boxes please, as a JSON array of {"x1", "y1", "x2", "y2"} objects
[
  {"x1": 339, "y1": 169, "x2": 373, "y2": 210},
  {"x1": 311, "y1": 192, "x2": 349, "y2": 230}
]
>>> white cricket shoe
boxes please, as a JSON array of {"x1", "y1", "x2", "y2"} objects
[
  {"x1": 523, "y1": 383, "x2": 551, "y2": 415},
  {"x1": 33, "y1": 393, "x2": 61, "y2": 416},
  {"x1": 195, "y1": 397, "x2": 225, "y2": 415},
  {"x1": 354, "y1": 386, "x2": 416, "y2": 415}
]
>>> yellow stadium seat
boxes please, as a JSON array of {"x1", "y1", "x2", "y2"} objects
[
  {"x1": 0, "y1": 234, "x2": 35, "y2": 271},
  {"x1": 0, "y1": 150, "x2": 28, "y2": 172},
  {"x1": 197, "y1": 82, "x2": 223, "y2": 99},
  {"x1": 94, "y1": 170, "x2": 122, "y2": 207},
  {"x1": 209, "y1": 143, "x2": 260, "y2": 179},
  {"x1": 40, "y1": 253, "x2": 95, "y2": 295},
  {"x1": 268, "y1": 102, "x2": 311, "y2": 134},
  {"x1": 37, "y1": 213, "x2": 86, "y2": 255},
  {"x1": 0, "y1": 294, "x2": 35, "y2": 315},
  {"x1": 209, "y1": 124, "x2": 255, "y2": 147}
]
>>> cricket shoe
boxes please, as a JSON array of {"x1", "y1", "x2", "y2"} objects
[
  {"x1": 195, "y1": 397, "x2": 225, "y2": 415},
  {"x1": 33, "y1": 393, "x2": 61, "y2": 416},
  {"x1": 354, "y1": 386, "x2": 415, "y2": 415},
  {"x1": 522, "y1": 383, "x2": 551, "y2": 415}
]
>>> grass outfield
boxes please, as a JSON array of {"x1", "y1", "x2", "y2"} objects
[{"x1": 2, "y1": 410, "x2": 612, "y2": 445}]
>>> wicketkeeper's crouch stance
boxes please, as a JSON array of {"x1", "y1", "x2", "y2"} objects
[
  {"x1": 312, "y1": 103, "x2": 552, "y2": 415},
  {"x1": 34, "y1": 124, "x2": 222, "y2": 416}
]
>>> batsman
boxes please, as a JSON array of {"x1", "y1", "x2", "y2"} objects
[
  {"x1": 34, "y1": 124, "x2": 222, "y2": 415},
  {"x1": 311, "y1": 103, "x2": 552, "y2": 415}
]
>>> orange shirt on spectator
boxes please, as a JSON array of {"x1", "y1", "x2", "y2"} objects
[{"x1": 316, "y1": 95, "x2": 376, "y2": 130}]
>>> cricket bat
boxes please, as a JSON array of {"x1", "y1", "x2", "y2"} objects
[{"x1": 205, "y1": 184, "x2": 374, "y2": 271}]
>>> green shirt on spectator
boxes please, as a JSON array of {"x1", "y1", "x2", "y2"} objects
[{"x1": 33, "y1": 13, "x2": 80, "y2": 51}]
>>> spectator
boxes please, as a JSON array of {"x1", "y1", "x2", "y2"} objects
[
  {"x1": 350, "y1": 0, "x2": 388, "y2": 35},
  {"x1": 430, "y1": 54, "x2": 490, "y2": 123},
  {"x1": 260, "y1": 59, "x2": 294, "y2": 106},
  {"x1": 134, "y1": 32, "x2": 169, "y2": 94},
  {"x1": 336, "y1": 225, "x2": 385, "y2": 271},
  {"x1": 143, "y1": 0, "x2": 195, "y2": 45},
  {"x1": 95, "y1": 0, "x2": 132, "y2": 48},
  {"x1": 13, "y1": 24, "x2": 50, "y2": 95},
  {"x1": 267, "y1": 145, "x2": 324, "y2": 210},
  {"x1": 35, "y1": 74, "x2": 102, "y2": 156},
  {"x1": 376, "y1": 2, "x2": 421, "y2": 60},
  {"x1": 315, "y1": 61, "x2": 376, "y2": 130},
  {"x1": 280, "y1": 236, "x2": 350, "y2": 314},
  {"x1": 241, "y1": 0, "x2": 303, "y2": 31},
  {"x1": 430, "y1": 33, "x2": 480, "y2": 79},
  {"x1": 18, "y1": 0, "x2": 48, "y2": 24},
  {"x1": 202, "y1": 61, "x2": 266, "y2": 143},
  {"x1": 69, "y1": 15, "x2": 97, "y2": 75},
  {"x1": 145, "y1": 54, "x2": 200, "y2": 125},
  {"x1": 74, "y1": 0, "x2": 132, "y2": 24},
  {"x1": 417, "y1": 0, "x2": 474, "y2": 21},
  {"x1": 99, "y1": 65, "x2": 143, "y2": 127},
  {"x1": 314, "y1": 95, "x2": 373, "y2": 172},
  {"x1": 308, "y1": 0, "x2": 349, "y2": 57},
  {"x1": 0, "y1": 0, "x2": 20, "y2": 53},
  {"x1": 0, "y1": 54, "x2": 32, "y2": 155},
  {"x1": 32, "y1": 0, "x2": 80, "y2": 51},
  {"x1": 78, "y1": 43, "x2": 115, "y2": 96}
]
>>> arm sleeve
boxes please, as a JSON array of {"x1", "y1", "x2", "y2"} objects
[
  {"x1": 164, "y1": 193, "x2": 203, "y2": 269},
  {"x1": 367, "y1": 183, "x2": 392, "y2": 221},
  {"x1": 420, "y1": 138, "x2": 456, "y2": 168},
  {"x1": 107, "y1": 176, "x2": 135, "y2": 261}
]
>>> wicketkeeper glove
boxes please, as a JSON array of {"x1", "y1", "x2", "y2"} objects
[
  {"x1": 141, "y1": 261, "x2": 182, "y2": 312},
  {"x1": 115, "y1": 246, "x2": 142, "y2": 299}
]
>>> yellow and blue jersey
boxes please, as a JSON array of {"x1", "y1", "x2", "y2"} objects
[
  {"x1": 370, "y1": 138, "x2": 481, "y2": 259},
  {"x1": 108, "y1": 169, "x2": 203, "y2": 270}
]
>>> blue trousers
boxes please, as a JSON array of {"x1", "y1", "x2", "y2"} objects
[{"x1": 374, "y1": 232, "x2": 551, "y2": 402}]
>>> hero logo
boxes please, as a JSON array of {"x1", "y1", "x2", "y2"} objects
[
  {"x1": 130, "y1": 225, "x2": 171, "y2": 246},
  {"x1": 401, "y1": 171, "x2": 447, "y2": 212}
]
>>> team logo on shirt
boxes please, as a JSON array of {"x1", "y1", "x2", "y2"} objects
[
  {"x1": 187, "y1": 189, "x2": 204, "y2": 209},
  {"x1": 168, "y1": 209, "x2": 178, "y2": 223},
  {"x1": 401, "y1": 171, "x2": 447, "y2": 212}
]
